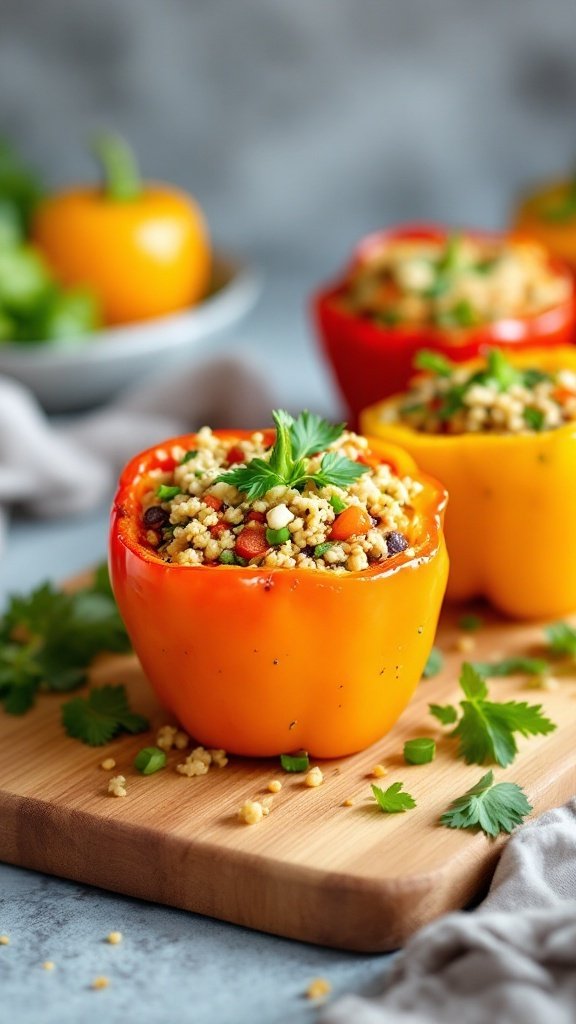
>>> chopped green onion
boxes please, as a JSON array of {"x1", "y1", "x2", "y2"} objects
[
  {"x1": 218, "y1": 550, "x2": 236, "y2": 565},
  {"x1": 157, "y1": 484, "x2": 181, "y2": 501},
  {"x1": 329, "y1": 494, "x2": 347, "y2": 514},
  {"x1": 180, "y1": 449, "x2": 198, "y2": 464},
  {"x1": 403, "y1": 738, "x2": 436, "y2": 765},
  {"x1": 458, "y1": 613, "x2": 484, "y2": 632},
  {"x1": 413, "y1": 349, "x2": 454, "y2": 377},
  {"x1": 266, "y1": 527, "x2": 290, "y2": 546},
  {"x1": 523, "y1": 407, "x2": 545, "y2": 431},
  {"x1": 280, "y1": 750, "x2": 309, "y2": 773},
  {"x1": 314, "y1": 542, "x2": 333, "y2": 558},
  {"x1": 134, "y1": 746, "x2": 167, "y2": 775}
]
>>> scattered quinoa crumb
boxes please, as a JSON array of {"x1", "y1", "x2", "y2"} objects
[
  {"x1": 372, "y1": 764, "x2": 387, "y2": 778},
  {"x1": 0, "y1": 935, "x2": 9, "y2": 945},
  {"x1": 267, "y1": 779, "x2": 282, "y2": 793},
  {"x1": 106, "y1": 931, "x2": 122, "y2": 945},
  {"x1": 41, "y1": 961, "x2": 55, "y2": 971},
  {"x1": 238, "y1": 800, "x2": 265, "y2": 825},
  {"x1": 156, "y1": 725, "x2": 179, "y2": 751},
  {"x1": 304, "y1": 766, "x2": 324, "y2": 788},
  {"x1": 174, "y1": 730, "x2": 189, "y2": 750},
  {"x1": 91, "y1": 976, "x2": 109, "y2": 990},
  {"x1": 100, "y1": 758, "x2": 116, "y2": 771},
  {"x1": 108, "y1": 775, "x2": 127, "y2": 797},
  {"x1": 342, "y1": 798, "x2": 355, "y2": 807},
  {"x1": 306, "y1": 978, "x2": 332, "y2": 1000},
  {"x1": 456, "y1": 635, "x2": 477, "y2": 654},
  {"x1": 176, "y1": 746, "x2": 228, "y2": 776}
]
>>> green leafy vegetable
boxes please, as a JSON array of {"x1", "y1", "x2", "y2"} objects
[
  {"x1": 440, "y1": 770, "x2": 532, "y2": 838},
  {"x1": 280, "y1": 750, "x2": 309, "y2": 773},
  {"x1": 0, "y1": 139, "x2": 43, "y2": 234},
  {"x1": 450, "y1": 663, "x2": 556, "y2": 767},
  {"x1": 62, "y1": 684, "x2": 149, "y2": 746},
  {"x1": 314, "y1": 542, "x2": 334, "y2": 558},
  {"x1": 0, "y1": 565, "x2": 130, "y2": 716},
  {"x1": 413, "y1": 350, "x2": 454, "y2": 377},
  {"x1": 423, "y1": 646, "x2": 444, "y2": 679},
  {"x1": 180, "y1": 450, "x2": 198, "y2": 464},
  {"x1": 458, "y1": 614, "x2": 484, "y2": 633},
  {"x1": 429, "y1": 703, "x2": 458, "y2": 725},
  {"x1": 134, "y1": 746, "x2": 167, "y2": 775},
  {"x1": 471, "y1": 657, "x2": 549, "y2": 678},
  {"x1": 403, "y1": 738, "x2": 436, "y2": 765},
  {"x1": 545, "y1": 621, "x2": 576, "y2": 656},
  {"x1": 372, "y1": 781, "x2": 416, "y2": 813},
  {"x1": 216, "y1": 410, "x2": 368, "y2": 501},
  {"x1": 523, "y1": 407, "x2": 545, "y2": 432}
]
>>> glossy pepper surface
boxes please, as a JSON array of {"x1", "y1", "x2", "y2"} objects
[
  {"x1": 33, "y1": 134, "x2": 210, "y2": 325},
  {"x1": 313, "y1": 224, "x2": 575, "y2": 428},
  {"x1": 110, "y1": 431, "x2": 448, "y2": 758},
  {"x1": 361, "y1": 348, "x2": 576, "y2": 620}
]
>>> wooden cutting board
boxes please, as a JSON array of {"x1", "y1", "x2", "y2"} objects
[{"x1": 1, "y1": 574, "x2": 575, "y2": 952}]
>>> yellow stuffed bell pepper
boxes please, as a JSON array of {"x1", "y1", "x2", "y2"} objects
[{"x1": 361, "y1": 347, "x2": 576, "y2": 620}]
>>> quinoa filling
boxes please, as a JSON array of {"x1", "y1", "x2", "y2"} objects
[
  {"x1": 141, "y1": 411, "x2": 422, "y2": 573},
  {"x1": 340, "y1": 235, "x2": 568, "y2": 329},
  {"x1": 386, "y1": 349, "x2": 576, "y2": 435}
]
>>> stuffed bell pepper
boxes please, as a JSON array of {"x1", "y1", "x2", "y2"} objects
[
  {"x1": 361, "y1": 347, "x2": 576, "y2": 620},
  {"x1": 110, "y1": 411, "x2": 448, "y2": 758},
  {"x1": 313, "y1": 224, "x2": 575, "y2": 426},
  {"x1": 513, "y1": 176, "x2": 576, "y2": 273}
]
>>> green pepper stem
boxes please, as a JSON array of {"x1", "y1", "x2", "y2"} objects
[{"x1": 92, "y1": 133, "x2": 141, "y2": 201}]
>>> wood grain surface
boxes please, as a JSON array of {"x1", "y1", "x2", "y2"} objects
[{"x1": 0, "y1": 576, "x2": 575, "y2": 952}]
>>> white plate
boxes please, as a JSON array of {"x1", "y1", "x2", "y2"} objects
[{"x1": 0, "y1": 251, "x2": 260, "y2": 412}]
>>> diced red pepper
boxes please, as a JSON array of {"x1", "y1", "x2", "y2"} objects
[
  {"x1": 203, "y1": 494, "x2": 223, "y2": 512},
  {"x1": 235, "y1": 524, "x2": 269, "y2": 560},
  {"x1": 246, "y1": 510, "x2": 266, "y2": 523},
  {"x1": 226, "y1": 445, "x2": 245, "y2": 465},
  {"x1": 210, "y1": 522, "x2": 228, "y2": 538}
]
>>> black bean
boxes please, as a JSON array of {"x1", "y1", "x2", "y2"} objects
[
  {"x1": 386, "y1": 531, "x2": 409, "y2": 555},
  {"x1": 143, "y1": 505, "x2": 170, "y2": 530}
]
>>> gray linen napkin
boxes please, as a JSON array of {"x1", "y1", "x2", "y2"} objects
[
  {"x1": 0, "y1": 356, "x2": 274, "y2": 551},
  {"x1": 322, "y1": 799, "x2": 576, "y2": 1024}
]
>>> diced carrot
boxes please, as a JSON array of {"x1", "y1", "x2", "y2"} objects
[
  {"x1": 226, "y1": 445, "x2": 245, "y2": 465},
  {"x1": 204, "y1": 494, "x2": 223, "y2": 512},
  {"x1": 235, "y1": 525, "x2": 269, "y2": 560},
  {"x1": 329, "y1": 506, "x2": 372, "y2": 541},
  {"x1": 246, "y1": 510, "x2": 266, "y2": 523}
]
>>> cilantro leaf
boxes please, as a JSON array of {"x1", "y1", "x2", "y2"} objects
[
  {"x1": 423, "y1": 646, "x2": 444, "y2": 678},
  {"x1": 61, "y1": 684, "x2": 149, "y2": 746},
  {"x1": 217, "y1": 458, "x2": 283, "y2": 502},
  {"x1": 309, "y1": 451, "x2": 369, "y2": 490},
  {"x1": 482, "y1": 349, "x2": 521, "y2": 392},
  {"x1": 429, "y1": 702, "x2": 458, "y2": 725},
  {"x1": 451, "y1": 663, "x2": 556, "y2": 767},
  {"x1": 289, "y1": 411, "x2": 344, "y2": 460},
  {"x1": 471, "y1": 656, "x2": 549, "y2": 678},
  {"x1": 440, "y1": 770, "x2": 532, "y2": 838},
  {"x1": 413, "y1": 350, "x2": 454, "y2": 377},
  {"x1": 545, "y1": 621, "x2": 576, "y2": 656},
  {"x1": 0, "y1": 565, "x2": 130, "y2": 714},
  {"x1": 372, "y1": 781, "x2": 416, "y2": 813}
]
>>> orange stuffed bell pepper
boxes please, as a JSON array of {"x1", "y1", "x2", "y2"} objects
[
  {"x1": 33, "y1": 133, "x2": 210, "y2": 324},
  {"x1": 109, "y1": 414, "x2": 448, "y2": 758},
  {"x1": 362, "y1": 347, "x2": 576, "y2": 620},
  {"x1": 513, "y1": 177, "x2": 576, "y2": 272}
]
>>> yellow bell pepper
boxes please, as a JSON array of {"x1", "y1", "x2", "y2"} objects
[{"x1": 361, "y1": 347, "x2": 576, "y2": 620}]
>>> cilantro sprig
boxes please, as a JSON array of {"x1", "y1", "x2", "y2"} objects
[
  {"x1": 62, "y1": 684, "x2": 148, "y2": 746},
  {"x1": 372, "y1": 781, "x2": 416, "y2": 813},
  {"x1": 0, "y1": 565, "x2": 130, "y2": 715},
  {"x1": 440, "y1": 770, "x2": 532, "y2": 838},
  {"x1": 215, "y1": 410, "x2": 369, "y2": 501},
  {"x1": 545, "y1": 621, "x2": 576, "y2": 657},
  {"x1": 430, "y1": 662, "x2": 556, "y2": 767}
]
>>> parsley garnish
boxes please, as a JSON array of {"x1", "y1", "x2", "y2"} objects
[
  {"x1": 413, "y1": 350, "x2": 453, "y2": 377},
  {"x1": 440, "y1": 770, "x2": 532, "y2": 838},
  {"x1": 429, "y1": 703, "x2": 458, "y2": 725},
  {"x1": 471, "y1": 656, "x2": 548, "y2": 678},
  {"x1": 545, "y1": 621, "x2": 576, "y2": 656},
  {"x1": 216, "y1": 410, "x2": 369, "y2": 501},
  {"x1": 372, "y1": 781, "x2": 416, "y2": 813},
  {"x1": 0, "y1": 566, "x2": 130, "y2": 715},
  {"x1": 422, "y1": 646, "x2": 444, "y2": 679},
  {"x1": 448, "y1": 663, "x2": 556, "y2": 767},
  {"x1": 62, "y1": 684, "x2": 149, "y2": 746}
]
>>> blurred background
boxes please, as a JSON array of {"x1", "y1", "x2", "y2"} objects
[{"x1": 2, "y1": 0, "x2": 576, "y2": 410}]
